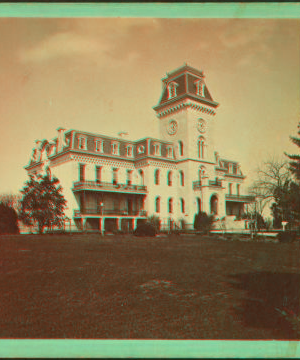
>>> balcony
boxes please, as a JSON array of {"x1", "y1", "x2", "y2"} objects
[
  {"x1": 193, "y1": 179, "x2": 223, "y2": 190},
  {"x1": 225, "y1": 194, "x2": 255, "y2": 203},
  {"x1": 73, "y1": 181, "x2": 147, "y2": 194},
  {"x1": 74, "y1": 209, "x2": 147, "y2": 217}
]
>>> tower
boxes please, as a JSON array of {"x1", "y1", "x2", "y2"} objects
[{"x1": 153, "y1": 64, "x2": 219, "y2": 162}]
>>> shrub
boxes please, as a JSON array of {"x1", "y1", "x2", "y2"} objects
[
  {"x1": 194, "y1": 211, "x2": 214, "y2": 232},
  {"x1": 277, "y1": 231, "x2": 298, "y2": 243},
  {"x1": 134, "y1": 222, "x2": 157, "y2": 237},
  {"x1": 0, "y1": 203, "x2": 19, "y2": 234},
  {"x1": 147, "y1": 215, "x2": 161, "y2": 231}
]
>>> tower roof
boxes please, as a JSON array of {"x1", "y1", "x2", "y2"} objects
[{"x1": 153, "y1": 64, "x2": 219, "y2": 111}]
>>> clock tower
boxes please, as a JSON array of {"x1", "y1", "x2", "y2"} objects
[{"x1": 153, "y1": 64, "x2": 219, "y2": 162}]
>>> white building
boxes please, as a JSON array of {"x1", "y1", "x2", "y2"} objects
[{"x1": 25, "y1": 64, "x2": 254, "y2": 232}]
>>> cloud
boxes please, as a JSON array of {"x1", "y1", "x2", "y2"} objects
[{"x1": 19, "y1": 32, "x2": 107, "y2": 63}]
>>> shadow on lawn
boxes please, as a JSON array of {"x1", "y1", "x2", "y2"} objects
[{"x1": 228, "y1": 272, "x2": 300, "y2": 339}]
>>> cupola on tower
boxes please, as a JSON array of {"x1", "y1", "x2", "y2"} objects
[{"x1": 153, "y1": 64, "x2": 219, "y2": 162}]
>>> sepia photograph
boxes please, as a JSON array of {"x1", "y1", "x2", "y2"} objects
[{"x1": 0, "y1": 3, "x2": 299, "y2": 358}]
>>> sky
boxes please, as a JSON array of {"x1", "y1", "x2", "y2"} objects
[{"x1": 0, "y1": 16, "x2": 299, "y2": 194}]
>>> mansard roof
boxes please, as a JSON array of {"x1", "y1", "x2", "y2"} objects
[{"x1": 154, "y1": 64, "x2": 219, "y2": 111}]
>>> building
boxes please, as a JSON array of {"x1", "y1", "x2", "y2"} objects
[{"x1": 25, "y1": 64, "x2": 254, "y2": 232}]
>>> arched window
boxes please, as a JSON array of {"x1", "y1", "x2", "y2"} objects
[
  {"x1": 180, "y1": 198, "x2": 185, "y2": 213},
  {"x1": 199, "y1": 166, "x2": 206, "y2": 185},
  {"x1": 168, "y1": 198, "x2": 173, "y2": 214},
  {"x1": 178, "y1": 141, "x2": 184, "y2": 156},
  {"x1": 198, "y1": 136, "x2": 205, "y2": 159},
  {"x1": 179, "y1": 170, "x2": 184, "y2": 186},
  {"x1": 154, "y1": 169, "x2": 160, "y2": 185},
  {"x1": 139, "y1": 169, "x2": 144, "y2": 186},
  {"x1": 155, "y1": 197, "x2": 160, "y2": 213},
  {"x1": 167, "y1": 171, "x2": 173, "y2": 186},
  {"x1": 210, "y1": 194, "x2": 218, "y2": 215}
]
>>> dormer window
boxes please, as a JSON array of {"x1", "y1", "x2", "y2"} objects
[
  {"x1": 95, "y1": 139, "x2": 104, "y2": 153},
  {"x1": 78, "y1": 136, "x2": 87, "y2": 150},
  {"x1": 167, "y1": 81, "x2": 179, "y2": 99},
  {"x1": 195, "y1": 79, "x2": 205, "y2": 97},
  {"x1": 153, "y1": 142, "x2": 161, "y2": 156},
  {"x1": 126, "y1": 145, "x2": 134, "y2": 157},
  {"x1": 166, "y1": 145, "x2": 174, "y2": 159},
  {"x1": 111, "y1": 141, "x2": 120, "y2": 155}
]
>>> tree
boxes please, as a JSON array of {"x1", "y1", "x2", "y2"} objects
[
  {"x1": 286, "y1": 122, "x2": 300, "y2": 181},
  {"x1": 19, "y1": 175, "x2": 67, "y2": 234},
  {"x1": 0, "y1": 193, "x2": 22, "y2": 214},
  {"x1": 0, "y1": 203, "x2": 19, "y2": 234},
  {"x1": 249, "y1": 159, "x2": 291, "y2": 215}
]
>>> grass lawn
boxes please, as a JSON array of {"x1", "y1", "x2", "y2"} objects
[{"x1": 0, "y1": 233, "x2": 299, "y2": 339}]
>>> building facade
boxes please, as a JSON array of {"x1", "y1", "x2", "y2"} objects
[{"x1": 25, "y1": 64, "x2": 254, "y2": 232}]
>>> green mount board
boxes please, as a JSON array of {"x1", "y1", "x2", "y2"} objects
[{"x1": 0, "y1": 3, "x2": 300, "y2": 358}]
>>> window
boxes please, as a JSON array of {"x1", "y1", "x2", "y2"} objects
[
  {"x1": 95, "y1": 166, "x2": 101, "y2": 183},
  {"x1": 167, "y1": 171, "x2": 173, "y2": 186},
  {"x1": 210, "y1": 195, "x2": 218, "y2": 215},
  {"x1": 112, "y1": 168, "x2": 118, "y2": 185},
  {"x1": 180, "y1": 198, "x2": 185, "y2": 213},
  {"x1": 237, "y1": 184, "x2": 240, "y2": 196},
  {"x1": 155, "y1": 197, "x2": 160, "y2": 213},
  {"x1": 95, "y1": 139, "x2": 104, "y2": 153},
  {"x1": 195, "y1": 79, "x2": 205, "y2": 97},
  {"x1": 154, "y1": 169, "x2": 160, "y2": 185},
  {"x1": 78, "y1": 136, "x2": 87, "y2": 150},
  {"x1": 168, "y1": 198, "x2": 173, "y2": 214},
  {"x1": 197, "y1": 198, "x2": 201, "y2": 213},
  {"x1": 139, "y1": 169, "x2": 144, "y2": 186},
  {"x1": 111, "y1": 141, "x2": 120, "y2": 155},
  {"x1": 79, "y1": 164, "x2": 86, "y2": 182},
  {"x1": 167, "y1": 81, "x2": 178, "y2": 99},
  {"x1": 127, "y1": 170, "x2": 132, "y2": 186},
  {"x1": 232, "y1": 164, "x2": 237, "y2": 175},
  {"x1": 126, "y1": 145, "x2": 133, "y2": 157},
  {"x1": 199, "y1": 166, "x2": 206, "y2": 184},
  {"x1": 179, "y1": 170, "x2": 184, "y2": 186},
  {"x1": 167, "y1": 146, "x2": 174, "y2": 159},
  {"x1": 154, "y1": 142, "x2": 161, "y2": 156},
  {"x1": 198, "y1": 136, "x2": 205, "y2": 159},
  {"x1": 228, "y1": 183, "x2": 232, "y2": 195},
  {"x1": 178, "y1": 141, "x2": 184, "y2": 156}
]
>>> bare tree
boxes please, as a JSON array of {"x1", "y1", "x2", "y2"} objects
[
  {"x1": 0, "y1": 193, "x2": 22, "y2": 214},
  {"x1": 248, "y1": 159, "x2": 291, "y2": 215}
]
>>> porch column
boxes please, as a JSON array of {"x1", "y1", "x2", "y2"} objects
[
  {"x1": 117, "y1": 218, "x2": 121, "y2": 231},
  {"x1": 99, "y1": 217, "x2": 105, "y2": 235},
  {"x1": 132, "y1": 218, "x2": 137, "y2": 231},
  {"x1": 81, "y1": 217, "x2": 87, "y2": 231}
]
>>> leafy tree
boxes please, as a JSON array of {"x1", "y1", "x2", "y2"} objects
[
  {"x1": 0, "y1": 203, "x2": 19, "y2": 234},
  {"x1": 19, "y1": 175, "x2": 66, "y2": 234},
  {"x1": 194, "y1": 211, "x2": 214, "y2": 232},
  {"x1": 286, "y1": 122, "x2": 300, "y2": 181}
]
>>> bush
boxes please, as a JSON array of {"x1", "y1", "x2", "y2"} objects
[
  {"x1": 194, "y1": 211, "x2": 214, "y2": 232},
  {"x1": 134, "y1": 222, "x2": 157, "y2": 237},
  {"x1": 147, "y1": 215, "x2": 161, "y2": 231},
  {"x1": 0, "y1": 203, "x2": 19, "y2": 234},
  {"x1": 277, "y1": 231, "x2": 298, "y2": 243}
]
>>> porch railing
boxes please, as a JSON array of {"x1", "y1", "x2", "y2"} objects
[
  {"x1": 73, "y1": 181, "x2": 147, "y2": 193},
  {"x1": 74, "y1": 209, "x2": 147, "y2": 217},
  {"x1": 225, "y1": 194, "x2": 255, "y2": 202}
]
